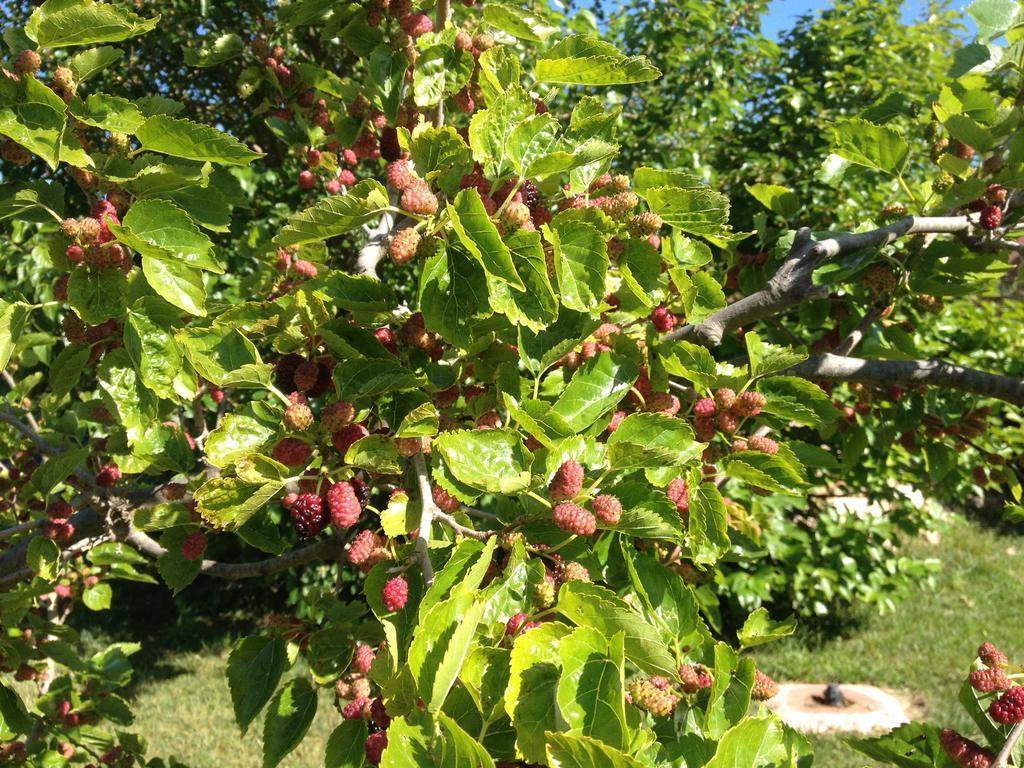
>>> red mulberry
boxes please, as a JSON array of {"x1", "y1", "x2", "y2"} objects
[
  {"x1": 272, "y1": 438, "x2": 312, "y2": 467},
  {"x1": 549, "y1": 460, "x2": 584, "y2": 501},
  {"x1": 732, "y1": 390, "x2": 766, "y2": 417},
  {"x1": 990, "y1": 686, "x2": 1024, "y2": 724},
  {"x1": 970, "y1": 668, "x2": 1012, "y2": 693},
  {"x1": 321, "y1": 400, "x2": 355, "y2": 432},
  {"x1": 592, "y1": 494, "x2": 622, "y2": 525},
  {"x1": 327, "y1": 482, "x2": 361, "y2": 528},
  {"x1": 382, "y1": 577, "x2": 409, "y2": 612},
  {"x1": 290, "y1": 493, "x2": 327, "y2": 539},
  {"x1": 979, "y1": 204, "x2": 1002, "y2": 230},
  {"x1": 651, "y1": 306, "x2": 676, "y2": 333},
  {"x1": 181, "y1": 532, "x2": 208, "y2": 562},
  {"x1": 694, "y1": 397, "x2": 716, "y2": 417},
  {"x1": 979, "y1": 642, "x2": 1008, "y2": 668},
  {"x1": 332, "y1": 424, "x2": 370, "y2": 457},
  {"x1": 751, "y1": 669, "x2": 779, "y2": 700},
  {"x1": 552, "y1": 502, "x2": 596, "y2": 536},
  {"x1": 940, "y1": 729, "x2": 994, "y2": 768}
]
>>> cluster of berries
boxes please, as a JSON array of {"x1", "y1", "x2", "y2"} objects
[
  {"x1": 547, "y1": 460, "x2": 623, "y2": 535},
  {"x1": 692, "y1": 388, "x2": 767, "y2": 441}
]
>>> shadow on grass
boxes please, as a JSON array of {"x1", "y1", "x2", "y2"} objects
[{"x1": 69, "y1": 575, "x2": 294, "y2": 692}]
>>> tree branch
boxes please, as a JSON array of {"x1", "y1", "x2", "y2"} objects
[
  {"x1": 786, "y1": 353, "x2": 1024, "y2": 406},
  {"x1": 125, "y1": 530, "x2": 342, "y2": 580},
  {"x1": 995, "y1": 719, "x2": 1024, "y2": 768},
  {"x1": 668, "y1": 215, "x2": 979, "y2": 347},
  {"x1": 356, "y1": 192, "x2": 401, "y2": 278},
  {"x1": 412, "y1": 453, "x2": 436, "y2": 585}
]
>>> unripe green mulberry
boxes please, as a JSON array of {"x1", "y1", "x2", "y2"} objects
[{"x1": 629, "y1": 679, "x2": 678, "y2": 717}]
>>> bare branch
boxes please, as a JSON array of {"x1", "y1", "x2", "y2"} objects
[
  {"x1": 995, "y1": 719, "x2": 1024, "y2": 768},
  {"x1": 125, "y1": 530, "x2": 343, "y2": 580},
  {"x1": 433, "y1": 509, "x2": 493, "y2": 541},
  {"x1": 786, "y1": 353, "x2": 1024, "y2": 406},
  {"x1": 668, "y1": 215, "x2": 980, "y2": 348},
  {"x1": 834, "y1": 303, "x2": 887, "y2": 357},
  {"x1": 1, "y1": 371, "x2": 39, "y2": 432},
  {"x1": 412, "y1": 453, "x2": 437, "y2": 585},
  {"x1": 356, "y1": 191, "x2": 403, "y2": 278}
]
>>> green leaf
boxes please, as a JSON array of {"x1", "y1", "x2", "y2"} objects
[
  {"x1": 556, "y1": 627, "x2": 628, "y2": 750},
  {"x1": 141, "y1": 255, "x2": 206, "y2": 316},
  {"x1": 675, "y1": 270, "x2": 727, "y2": 324},
  {"x1": 0, "y1": 181, "x2": 65, "y2": 223},
  {"x1": 0, "y1": 301, "x2": 30, "y2": 374},
  {"x1": 545, "y1": 732, "x2": 647, "y2": 768},
  {"x1": 705, "y1": 716, "x2": 790, "y2": 768},
  {"x1": 547, "y1": 353, "x2": 637, "y2": 435},
  {"x1": 745, "y1": 331, "x2": 807, "y2": 380},
  {"x1": 408, "y1": 591, "x2": 486, "y2": 712},
  {"x1": 26, "y1": 0, "x2": 159, "y2": 48},
  {"x1": 155, "y1": 528, "x2": 202, "y2": 593},
  {"x1": 517, "y1": 309, "x2": 600, "y2": 376},
  {"x1": 0, "y1": 681, "x2": 32, "y2": 740},
  {"x1": 124, "y1": 297, "x2": 183, "y2": 400},
  {"x1": 967, "y1": 0, "x2": 1022, "y2": 41},
  {"x1": 413, "y1": 45, "x2": 474, "y2": 108},
  {"x1": 483, "y1": 4, "x2": 559, "y2": 41},
  {"x1": 724, "y1": 452, "x2": 806, "y2": 494},
  {"x1": 544, "y1": 217, "x2": 608, "y2": 313},
  {"x1": 179, "y1": 325, "x2": 270, "y2": 388},
  {"x1": 483, "y1": 228, "x2": 557, "y2": 331},
  {"x1": 610, "y1": 482, "x2": 684, "y2": 541},
  {"x1": 82, "y1": 582, "x2": 113, "y2": 610},
  {"x1": 317, "y1": 272, "x2": 397, "y2": 313},
  {"x1": 507, "y1": 113, "x2": 561, "y2": 177},
  {"x1": 847, "y1": 721, "x2": 955, "y2": 767},
  {"x1": 194, "y1": 476, "x2": 283, "y2": 530},
  {"x1": 263, "y1": 677, "x2": 318, "y2": 768},
  {"x1": 274, "y1": 180, "x2": 390, "y2": 247},
  {"x1": 738, "y1": 608, "x2": 797, "y2": 648},
  {"x1": 758, "y1": 377, "x2": 837, "y2": 427},
  {"x1": 112, "y1": 199, "x2": 219, "y2": 271},
  {"x1": 68, "y1": 46, "x2": 124, "y2": 81},
  {"x1": 70, "y1": 92, "x2": 144, "y2": 133},
  {"x1": 136, "y1": 115, "x2": 261, "y2": 165},
  {"x1": 468, "y1": 87, "x2": 535, "y2": 174},
  {"x1": 27, "y1": 536, "x2": 60, "y2": 580},
  {"x1": 67, "y1": 266, "x2": 128, "y2": 324},
  {"x1": 641, "y1": 185, "x2": 735, "y2": 244},
  {"x1": 434, "y1": 429, "x2": 531, "y2": 495},
  {"x1": 29, "y1": 446, "x2": 89, "y2": 495},
  {"x1": 408, "y1": 124, "x2": 473, "y2": 197},
  {"x1": 536, "y1": 35, "x2": 661, "y2": 85},
  {"x1": 606, "y1": 413, "x2": 701, "y2": 469},
  {"x1": 556, "y1": 582, "x2": 676, "y2": 676},
  {"x1": 345, "y1": 435, "x2": 401, "y2": 474},
  {"x1": 227, "y1": 635, "x2": 288, "y2": 735},
  {"x1": 505, "y1": 622, "x2": 571, "y2": 764},
  {"x1": 943, "y1": 113, "x2": 994, "y2": 153},
  {"x1": 624, "y1": 549, "x2": 705, "y2": 640},
  {"x1": 0, "y1": 77, "x2": 91, "y2": 169},
  {"x1": 660, "y1": 339, "x2": 718, "y2": 390},
  {"x1": 335, "y1": 357, "x2": 423, "y2": 400},
  {"x1": 325, "y1": 720, "x2": 368, "y2": 768},
  {"x1": 205, "y1": 412, "x2": 277, "y2": 468},
  {"x1": 831, "y1": 118, "x2": 909, "y2": 175},
  {"x1": 689, "y1": 481, "x2": 730, "y2": 566},
  {"x1": 97, "y1": 348, "x2": 157, "y2": 441},
  {"x1": 745, "y1": 183, "x2": 799, "y2": 218},
  {"x1": 182, "y1": 33, "x2": 245, "y2": 67},
  {"x1": 448, "y1": 188, "x2": 525, "y2": 291}
]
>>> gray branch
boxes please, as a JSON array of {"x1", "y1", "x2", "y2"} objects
[
  {"x1": 125, "y1": 530, "x2": 342, "y2": 580},
  {"x1": 786, "y1": 353, "x2": 1024, "y2": 406},
  {"x1": 355, "y1": 191, "x2": 401, "y2": 278},
  {"x1": 668, "y1": 215, "x2": 977, "y2": 347}
]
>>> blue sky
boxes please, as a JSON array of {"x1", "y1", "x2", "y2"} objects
[{"x1": 760, "y1": 0, "x2": 978, "y2": 39}]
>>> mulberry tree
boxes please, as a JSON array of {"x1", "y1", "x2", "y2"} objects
[{"x1": 0, "y1": 0, "x2": 1022, "y2": 766}]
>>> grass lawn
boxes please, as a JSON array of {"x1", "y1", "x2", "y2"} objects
[
  {"x1": 755, "y1": 514, "x2": 1024, "y2": 767},
  {"x1": 104, "y1": 514, "x2": 1021, "y2": 767}
]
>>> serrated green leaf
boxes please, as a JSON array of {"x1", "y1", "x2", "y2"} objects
[
  {"x1": 136, "y1": 114, "x2": 260, "y2": 165},
  {"x1": 263, "y1": 677, "x2": 318, "y2": 768},
  {"x1": 536, "y1": 35, "x2": 660, "y2": 85},
  {"x1": 434, "y1": 429, "x2": 531, "y2": 495},
  {"x1": 274, "y1": 180, "x2": 390, "y2": 247}
]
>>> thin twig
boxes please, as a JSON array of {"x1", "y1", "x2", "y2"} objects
[
  {"x1": 995, "y1": 719, "x2": 1024, "y2": 768},
  {"x1": 433, "y1": 509, "x2": 493, "y2": 540},
  {"x1": 1, "y1": 371, "x2": 39, "y2": 432},
  {"x1": 411, "y1": 453, "x2": 437, "y2": 584}
]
